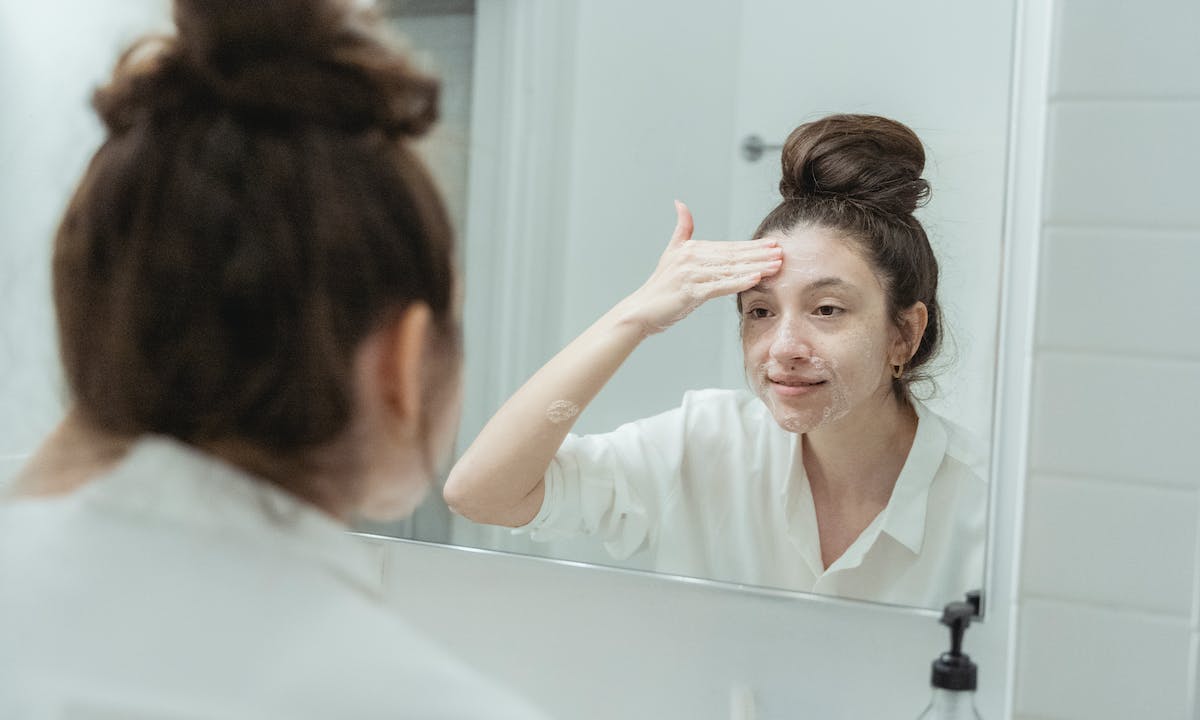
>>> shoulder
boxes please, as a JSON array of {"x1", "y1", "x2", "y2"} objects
[
  {"x1": 0, "y1": 504, "x2": 546, "y2": 719},
  {"x1": 915, "y1": 401, "x2": 988, "y2": 487}
]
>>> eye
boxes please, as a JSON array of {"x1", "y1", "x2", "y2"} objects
[
  {"x1": 814, "y1": 305, "x2": 844, "y2": 317},
  {"x1": 746, "y1": 307, "x2": 772, "y2": 320}
]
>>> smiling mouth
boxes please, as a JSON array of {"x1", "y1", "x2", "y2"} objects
[
  {"x1": 768, "y1": 378, "x2": 827, "y2": 396},
  {"x1": 769, "y1": 379, "x2": 826, "y2": 387}
]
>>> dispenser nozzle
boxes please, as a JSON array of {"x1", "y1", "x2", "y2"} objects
[
  {"x1": 931, "y1": 593, "x2": 980, "y2": 691},
  {"x1": 941, "y1": 601, "x2": 975, "y2": 657}
]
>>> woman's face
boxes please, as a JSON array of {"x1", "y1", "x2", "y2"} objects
[{"x1": 739, "y1": 224, "x2": 906, "y2": 434}]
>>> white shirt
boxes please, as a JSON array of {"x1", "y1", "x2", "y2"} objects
[
  {"x1": 0, "y1": 437, "x2": 548, "y2": 720},
  {"x1": 521, "y1": 389, "x2": 986, "y2": 609}
]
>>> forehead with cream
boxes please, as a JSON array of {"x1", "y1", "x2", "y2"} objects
[{"x1": 740, "y1": 225, "x2": 885, "y2": 305}]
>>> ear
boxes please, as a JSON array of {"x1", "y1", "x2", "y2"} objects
[
  {"x1": 382, "y1": 302, "x2": 433, "y2": 436},
  {"x1": 891, "y1": 301, "x2": 929, "y2": 365}
]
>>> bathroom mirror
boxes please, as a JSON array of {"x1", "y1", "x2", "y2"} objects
[{"x1": 366, "y1": 0, "x2": 1014, "y2": 613}]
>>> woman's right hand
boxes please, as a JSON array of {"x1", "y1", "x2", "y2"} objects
[{"x1": 618, "y1": 201, "x2": 784, "y2": 335}]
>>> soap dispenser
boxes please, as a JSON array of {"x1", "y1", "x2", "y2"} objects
[{"x1": 916, "y1": 592, "x2": 982, "y2": 720}]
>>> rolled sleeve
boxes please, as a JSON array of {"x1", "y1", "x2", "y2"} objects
[{"x1": 515, "y1": 406, "x2": 684, "y2": 560}]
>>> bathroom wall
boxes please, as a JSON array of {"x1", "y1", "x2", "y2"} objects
[{"x1": 1012, "y1": 0, "x2": 1200, "y2": 718}]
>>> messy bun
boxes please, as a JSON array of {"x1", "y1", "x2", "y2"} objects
[
  {"x1": 54, "y1": 0, "x2": 458, "y2": 507},
  {"x1": 778, "y1": 114, "x2": 930, "y2": 218},
  {"x1": 95, "y1": 0, "x2": 437, "y2": 137},
  {"x1": 751, "y1": 114, "x2": 942, "y2": 402}
]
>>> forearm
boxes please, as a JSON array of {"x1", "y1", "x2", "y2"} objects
[{"x1": 443, "y1": 298, "x2": 648, "y2": 526}]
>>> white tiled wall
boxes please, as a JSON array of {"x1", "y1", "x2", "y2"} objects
[{"x1": 1014, "y1": 0, "x2": 1200, "y2": 717}]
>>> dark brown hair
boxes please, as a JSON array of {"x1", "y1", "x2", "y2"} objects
[
  {"x1": 53, "y1": 0, "x2": 458, "y2": 505},
  {"x1": 751, "y1": 114, "x2": 942, "y2": 400}
]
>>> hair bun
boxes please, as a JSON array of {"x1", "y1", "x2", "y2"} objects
[
  {"x1": 95, "y1": 0, "x2": 437, "y2": 137},
  {"x1": 778, "y1": 114, "x2": 930, "y2": 217}
]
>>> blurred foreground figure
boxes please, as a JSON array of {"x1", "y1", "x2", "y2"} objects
[{"x1": 0, "y1": 1, "x2": 547, "y2": 717}]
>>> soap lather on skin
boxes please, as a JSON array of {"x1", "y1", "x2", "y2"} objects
[{"x1": 545, "y1": 400, "x2": 581, "y2": 424}]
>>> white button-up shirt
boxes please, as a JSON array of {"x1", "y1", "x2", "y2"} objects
[
  {"x1": 0, "y1": 437, "x2": 547, "y2": 719},
  {"x1": 521, "y1": 389, "x2": 986, "y2": 609}
]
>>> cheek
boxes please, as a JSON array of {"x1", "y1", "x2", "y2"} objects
[{"x1": 832, "y1": 320, "x2": 895, "y2": 390}]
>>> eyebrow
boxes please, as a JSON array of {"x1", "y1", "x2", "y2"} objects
[{"x1": 743, "y1": 276, "x2": 853, "y2": 295}]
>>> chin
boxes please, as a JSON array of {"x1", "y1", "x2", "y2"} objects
[
  {"x1": 769, "y1": 409, "x2": 825, "y2": 434},
  {"x1": 759, "y1": 394, "x2": 849, "y2": 435}
]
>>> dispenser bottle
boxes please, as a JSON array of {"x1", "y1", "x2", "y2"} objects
[{"x1": 915, "y1": 593, "x2": 982, "y2": 720}]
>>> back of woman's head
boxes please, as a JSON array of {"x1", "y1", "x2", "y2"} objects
[
  {"x1": 753, "y1": 113, "x2": 941, "y2": 400},
  {"x1": 54, "y1": 0, "x2": 457, "y2": 499}
]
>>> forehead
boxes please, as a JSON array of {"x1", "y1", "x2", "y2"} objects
[{"x1": 752, "y1": 225, "x2": 884, "y2": 294}]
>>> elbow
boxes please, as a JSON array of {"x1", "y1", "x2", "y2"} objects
[
  {"x1": 442, "y1": 462, "x2": 538, "y2": 529},
  {"x1": 441, "y1": 465, "x2": 478, "y2": 521}
]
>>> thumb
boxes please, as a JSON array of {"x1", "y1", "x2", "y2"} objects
[{"x1": 669, "y1": 200, "x2": 694, "y2": 246}]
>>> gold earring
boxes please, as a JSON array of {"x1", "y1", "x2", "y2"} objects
[{"x1": 892, "y1": 363, "x2": 905, "y2": 379}]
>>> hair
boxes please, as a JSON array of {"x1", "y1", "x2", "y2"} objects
[
  {"x1": 750, "y1": 113, "x2": 942, "y2": 401},
  {"x1": 52, "y1": 0, "x2": 459, "y2": 508}
]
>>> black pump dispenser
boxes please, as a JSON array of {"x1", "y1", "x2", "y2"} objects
[{"x1": 931, "y1": 592, "x2": 980, "y2": 691}]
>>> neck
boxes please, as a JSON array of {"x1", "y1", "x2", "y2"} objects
[
  {"x1": 200, "y1": 438, "x2": 354, "y2": 523},
  {"x1": 802, "y1": 390, "x2": 918, "y2": 509},
  {"x1": 9, "y1": 411, "x2": 131, "y2": 498}
]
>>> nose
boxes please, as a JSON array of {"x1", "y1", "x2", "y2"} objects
[{"x1": 768, "y1": 316, "x2": 813, "y2": 365}]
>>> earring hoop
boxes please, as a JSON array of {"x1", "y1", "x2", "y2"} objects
[{"x1": 891, "y1": 363, "x2": 905, "y2": 379}]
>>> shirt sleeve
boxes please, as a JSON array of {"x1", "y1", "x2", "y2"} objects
[{"x1": 515, "y1": 402, "x2": 687, "y2": 561}]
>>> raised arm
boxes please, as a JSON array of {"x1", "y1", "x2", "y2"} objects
[{"x1": 442, "y1": 202, "x2": 782, "y2": 527}]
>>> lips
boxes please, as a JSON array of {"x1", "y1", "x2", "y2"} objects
[
  {"x1": 768, "y1": 377, "x2": 826, "y2": 387},
  {"x1": 767, "y1": 377, "x2": 827, "y2": 397}
]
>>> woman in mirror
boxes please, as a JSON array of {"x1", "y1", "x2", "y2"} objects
[
  {"x1": 446, "y1": 114, "x2": 985, "y2": 609},
  {"x1": 0, "y1": 1, "x2": 545, "y2": 716}
]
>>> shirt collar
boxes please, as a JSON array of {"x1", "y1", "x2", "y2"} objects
[
  {"x1": 79, "y1": 435, "x2": 382, "y2": 597},
  {"x1": 778, "y1": 399, "x2": 947, "y2": 570},
  {"x1": 875, "y1": 399, "x2": 947, "y2": 555}
]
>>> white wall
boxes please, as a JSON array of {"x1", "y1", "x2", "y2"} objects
[
  {"x1": 539, "y1": 0, "x2": 745, "y2": 436},
  {"x1": 0, "y1": 0, "x2": 171, "y2": 486},
  {"x1": 1012, "y1": 1, "x2": 1200, "y2": 718}
]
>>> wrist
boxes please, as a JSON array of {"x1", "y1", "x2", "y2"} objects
[{"x1": 606, "y1": 294, "x2": 655, "y2": 341}]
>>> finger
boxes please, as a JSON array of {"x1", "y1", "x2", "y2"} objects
[
  {"x1": 691, "y1": 245, "x2": 783, "y2": 265},
  {"x1": 685, "y1": 248, "x2": 783, "y2": 273},
  {"x1": 669, "y1": 200, "x2": 694, "y2": 247},
  {"x1": 691, "y1": 258, "x2": 782, "y2": 285},
  {"x1": 686, "y1": 239, "x2": 781, "y2": 259},
  {"x1": 700, "y1": 271, "x2": 773, "y2": 299}
]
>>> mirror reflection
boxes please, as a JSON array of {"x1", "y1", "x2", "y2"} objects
[{"x1": 366, "y1": 0, "x2": 1014, "y2": 611}]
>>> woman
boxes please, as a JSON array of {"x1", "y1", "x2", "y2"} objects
[
  {"x1": 0, "y1": 1, "x2": 545, "y2": 717},
  {"x1": 445, "y1": 114, "x2": 985, "y2": 609}
]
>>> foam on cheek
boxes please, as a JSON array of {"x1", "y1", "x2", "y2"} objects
[
  {"x1": 747, "y1": 338, "x2": 860, "y2": 434},
  {"x1": 817, "y1": 357, "x2": 852, "y2": 427},
  {"x1": 747, "y1": 355, "x2": 850, "y2": 434}
]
